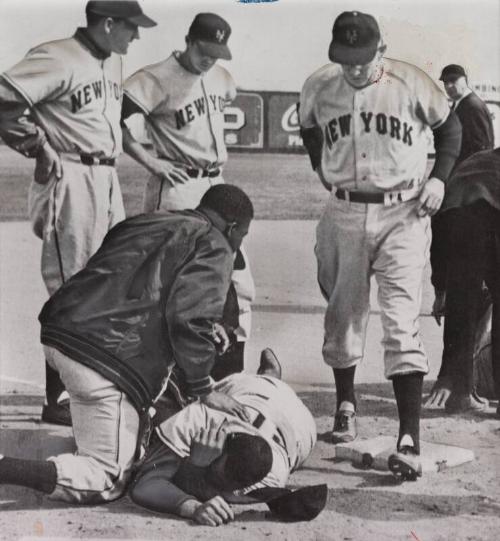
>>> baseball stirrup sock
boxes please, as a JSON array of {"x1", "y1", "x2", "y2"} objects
[
  {"x1": 333, "y1": 366, "x2": 356, "y2": 410},
  {"x1": 0, "y1": 456, "x2": 57, "y2": 494},
  {"x1": 392, "y1": 372, "x2": 424, "y2": 454}
]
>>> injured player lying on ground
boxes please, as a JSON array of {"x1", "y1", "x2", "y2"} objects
[{"x1": 129, "y1": 348, "x2": 327, "y2": 526}]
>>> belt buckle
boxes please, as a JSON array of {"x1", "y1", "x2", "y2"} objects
[{"x1": 384, "y1": 191, "x2": 402, "y2": 206}]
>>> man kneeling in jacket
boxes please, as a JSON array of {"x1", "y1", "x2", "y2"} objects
[{"x1": 0, "y1": 184, "x2": 254, "y2": 504}]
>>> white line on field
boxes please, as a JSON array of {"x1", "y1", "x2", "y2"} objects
[{"x1": 1, "y1": 375, "x2": 44, "y2": 390}]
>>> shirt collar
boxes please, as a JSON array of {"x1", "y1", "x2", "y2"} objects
[
  {"x1": 454, "y1": 87, "x2": 472, "y2": 107},
  {"x1": 74, "y1": 27, "x2": 110, "y2": 60}
]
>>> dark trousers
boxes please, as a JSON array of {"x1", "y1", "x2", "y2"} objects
[{"x1": 441, "y1": 201, "x2": 500, "y2": 399}]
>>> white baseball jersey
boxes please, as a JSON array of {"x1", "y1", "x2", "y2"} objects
[
  {"x1": 155, "y1": 374, "x2": 317, "y2": 492},
  {"x1": 2, "y1": 35, "x2": 123, "y2": 158},
  {"x1": 124, "y1": 52, "x2": 236, "y2": 168},
  {"x1": 300, "y1": 58, "x2": 450, "y2": 191}
]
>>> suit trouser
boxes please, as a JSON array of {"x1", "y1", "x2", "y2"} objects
[
  {"x1": 315, "y1": 194, "x2": 430, "y2": 378},
  {"x1": 441, "y1": 202, "x2": 500, "y2": 399},
  {"x1": 44, "y1": 346, "x2": 140, "y2": 503}
]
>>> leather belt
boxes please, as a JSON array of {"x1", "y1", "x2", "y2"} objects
[
  {"x1": 185, "y1": 167, "x2": 221, "y2": 179},
  {"x1": 336, "y1": 187, "x2": 419, "y2": 206},
  {"x1": 80, "y1": 154, "x2": 116, "y2": 167}
]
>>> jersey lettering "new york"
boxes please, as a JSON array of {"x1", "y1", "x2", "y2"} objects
[
  {"x1": 71, "y1": 79, "x2": 121, "y2": 113},
  {"x1": 324, "y1": 111, "x2": 414, "y2": 148},
  {"x1": 300, "y1": 58, "x2": 450, "y2": 191},
  {"x1": 124, "y1": 53, "x2": 237, "y2": 169},
  {"x1": 175, "y1": 94, "x2": 227, "y2": 129}
]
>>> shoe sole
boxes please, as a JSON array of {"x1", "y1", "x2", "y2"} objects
[{"x1": 388, "y1": 453, "x2": 422, "y2": 481}]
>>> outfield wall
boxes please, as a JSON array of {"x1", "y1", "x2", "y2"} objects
[{"x1": 128, "y1": 86, "x2": 500, "y2": 154}]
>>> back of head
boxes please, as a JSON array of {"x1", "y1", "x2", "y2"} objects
[
  {"x1": 199, "y1": 184, "x2": 254, "y2": 225},
  {"x1": 219, "y1": 432, "x2": 272, "y2": 489}
]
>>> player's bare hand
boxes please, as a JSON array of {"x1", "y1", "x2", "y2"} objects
[
  {"x1": 192, "y1": 496, "x2": 234, "y2": 526},
  {"x1": 417, "y1": 177, "x2": 444, "y2": 217},
  {"x1": 211, "y1": 323, "x2": 230, "y2": 354},
  {"x1": 424, "y1": 379, "x2": 452, "y2": 408},
  {"x1": 150, "y1": 158, "x2": 190, "y2": 186},
  {"x1": 432, "y1": 290, "x2": 446, "y2": 326},
  {"x1": 189, "y1": 418, "x2": 227, "y2": 467},
  {"x1": 34, "y1": 142, "x2": 62, "y2": 185},
  {"x1": 200, "y1": 391, "x2": 250, "y2": 422}
]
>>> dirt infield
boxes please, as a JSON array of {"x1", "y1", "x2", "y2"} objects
[{"x1": 1, "y1": 149, "x2": 499, "y2": 540}]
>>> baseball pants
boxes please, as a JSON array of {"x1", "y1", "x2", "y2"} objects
[
  {"x1": 315, "y1": 193, "x2": 430, "y2": 378},
  {"x1": 143, "y1": 172, "x2": 255, "y2": 342},
  {"x1": 29, "y1": 156, "x2": 125, "y2": 295},
  {"x1": 44, "y1": 345, "x2": 140, "y2": 504}
]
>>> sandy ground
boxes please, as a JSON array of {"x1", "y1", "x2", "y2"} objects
[{"x1": 0, "y1": 222, "x2": 499, "y2": 541}]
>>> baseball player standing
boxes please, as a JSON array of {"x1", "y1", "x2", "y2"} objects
[
  {"x1": 299, "y1": 11, "x2": 462, "y2": 480},
  {"x1": 0, "y1": 0, "x2": 156, "y2": 425},
  {"x1": 121, "y1": 12, "x2": 254, "y2": 374}
]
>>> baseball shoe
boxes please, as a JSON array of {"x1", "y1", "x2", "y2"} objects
[
  {"x1": 444, "y1": 392, "x2": 487, "y2": 414},
  {"x1": 388, "y1": 446, "x2": 422, "y2": 482},
  {"x1": 331, "y1": 404, "x2": 357, "y2": 444},
  {"x1": 41, "y1": 399, "x2": 72, "y2": 426},
  {"x1": 257, "y1": 348, "x2": 282, "y2": 379}
]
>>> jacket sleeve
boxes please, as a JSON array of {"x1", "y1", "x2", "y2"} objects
[
  {"x1": 165, "y1": 231, "x2": 233, "y2": 397},
  {"x1": 0, "y1": 76, "x2": 46, "y2": 157}
]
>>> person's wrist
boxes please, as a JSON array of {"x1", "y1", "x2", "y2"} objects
[{"x1": 178, "y1": 498, "x2": 202, "y2": 518}]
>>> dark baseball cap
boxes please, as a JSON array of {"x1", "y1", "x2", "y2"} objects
[
  {"x1": 440, "y1": 64, "x2": 467, "y2": 82},
  {"x1": 188, "y1": 13, "x2": 232, "y2": 60},
  {"x1": 329, "y1": 11, "x2": 381, "y2": 65},
  {"x1": 86, "y1": 1, "x2": 157, "y2": 28}
]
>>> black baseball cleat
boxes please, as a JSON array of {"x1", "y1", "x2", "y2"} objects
[
  {"x1": 41, "y1": 399, "x2": 72, "y2": 426},
  {"x1": 257, "y1": 348, "x2": 282, "y2": 379},
  {"x1": 331, "y1": 410, "x2": 357, "y2": 444},
  {"x1": 388, "y1": 446, "x2": 422, "y2": 481}
]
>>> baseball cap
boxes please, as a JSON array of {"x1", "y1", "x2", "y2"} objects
[
  {"x1": 86, "y1": 1, "x2": 157, "y2": 28},
  {"x1": 440, "y1": 64, "x2": 467, "y2": 82},
  {"x1": 329, "y1": 11, "x2": 381, "y2": 65},
  {"x1": 188, "y1": 13, "x2": 232, "y2": 60}
]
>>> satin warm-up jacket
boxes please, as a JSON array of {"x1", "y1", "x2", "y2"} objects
[{"x1": 39, "y1": 209, "x2": 234, "y2": 414}]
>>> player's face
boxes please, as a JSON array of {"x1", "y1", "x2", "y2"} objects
[
  {"x1": 108, "y1": 19, "x2": 140, "y2": 55},
  {"x1": 443, "y1": 76, "x2": 467, "y2": 101},
  {"x1": 341, "y1": 47, "x2": 385, "y2": 88},
  {"x1": 187, "y1": 41, "x2": 219, "y2": 73},
  {"x1": 226, "y1": 219, "x2": 251, "y2": 252}
]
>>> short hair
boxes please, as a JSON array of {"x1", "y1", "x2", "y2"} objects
[
  {"x1": 217, "y1": 432, "x2": 272, "y2": 489},
  {"x1": 86, "y1": 10, "x2": 105, "y2": 26},
  {"x1": 199, "y1": 184, "x2": 254, "y2": 224}
]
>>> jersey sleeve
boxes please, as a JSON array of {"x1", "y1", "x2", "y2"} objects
[
  {"x1": 299, "y1": 75, "x2": 319, "y2": 129},
  {"x1": 414, "y1": 68, "x2": 450, "y2": 129},
  {"x1": 124, "y1": 69, "x2": 166, "y2": 115},
  {"x1": 225, "y1": 71, "x2": 237, "y2": 103},
  {"x1": 1, "y1": 45, "x2": 70, "y2": 107}
]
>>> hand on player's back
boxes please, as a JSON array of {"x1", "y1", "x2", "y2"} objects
[
  {"x1": 150, "y1": 157, "x2": 190, "y2": 186},
  {"x1": 201, "y1": 391, "x2": 250, "y2": 422}
]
